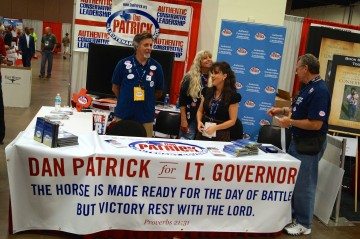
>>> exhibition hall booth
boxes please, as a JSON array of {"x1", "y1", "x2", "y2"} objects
[{"x1": 3, "y1": 0, "x2": 360, "y2": 238}]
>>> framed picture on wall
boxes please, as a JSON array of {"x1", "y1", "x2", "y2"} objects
[
  {"x1": 306, "y1": 26, "x2": 360, "y2": 80},
  {"x1": 327, "y1": 55, "x2": 360, "y2": 135}
]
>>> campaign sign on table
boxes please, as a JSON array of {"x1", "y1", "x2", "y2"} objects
[
  {"x1": 7, "y1": 130, "x2": 300, "y2": 234},
  {"x1": 217, "y1": 20, "x2": 286, "y2": 140},
  {"x1": 74, "y1": 0, "x2": 192, "y2": 61}
]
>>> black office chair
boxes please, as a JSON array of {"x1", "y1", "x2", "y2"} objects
[
  {"x1": 230, "y1": 118, "x2": 243, "y2": 141},
  {"x1": 106, "y1": 120, "x2": 147, "y2": 137},
  {"x1": 154, "y1": 111, "x2": 181, "y2": 138},
  {"x1": 257, "y1": 125, "x2": 291, "y2": 151}
]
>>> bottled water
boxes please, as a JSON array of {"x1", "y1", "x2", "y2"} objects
[
  {"x1": 164, "y1": 93, "x2": 170, "y2": 107},
  {"x1": 54, "y1": 93, "x2": 62, "y2": 111}
]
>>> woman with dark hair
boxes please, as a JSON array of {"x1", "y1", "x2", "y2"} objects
[
  {"x1": 178, "y1": 50, "x2": 212, "y2": 139},
  {"x1": 196, "y1": 61, "x2": 241, "y2": 141}
]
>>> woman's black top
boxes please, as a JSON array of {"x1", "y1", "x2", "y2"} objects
[
  {"x1": 202, "y1": 87, "x2": 241, "y2": 123},
  {"x1": 178, "y1": 74, "x2": 208, "y2": 123}
]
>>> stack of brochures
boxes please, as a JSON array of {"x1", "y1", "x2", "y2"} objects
[
  {"x1": 56, "y1": 130, "x2": 78, "y2": 147},
  {"x1": 33, "y1": 117, "x2": 78, "y2": 148},
  {"x1": 223, "y1": 139, "x2": 261, "y2": 157},
  {"x1": 38, "y1": 118, "x2": 60, "y2": 147}
]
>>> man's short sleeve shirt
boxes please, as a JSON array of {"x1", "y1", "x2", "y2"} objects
[
  {"x1": 112, "y1": 55, "x2": 164, "y2": 123},
  {"x1": 291, "y1": 78, "x2": 331, "y2": 137}
]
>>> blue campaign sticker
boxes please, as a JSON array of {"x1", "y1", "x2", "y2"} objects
[
  {"x1": 129, "y1": 140, "x2": 208, "y2": 156},
  {"x1": 106, "y1": 9, "x2": 160, "y2": 46}
]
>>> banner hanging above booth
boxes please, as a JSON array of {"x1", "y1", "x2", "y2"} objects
[
  {"x1": 74, "y1": 0, "x2": 193, "y2": 61},
  {"x1": 217, "y1": 20, "x2": 286, "y2": 140}
]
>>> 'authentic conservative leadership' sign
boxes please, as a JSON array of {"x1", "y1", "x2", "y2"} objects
[{"x1": 74, "y1": 0, "x2": 192, "y2": 61}]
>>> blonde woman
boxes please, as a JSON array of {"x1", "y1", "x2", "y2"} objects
[{"x1": 178, "y1": 50, "x2": 212, "y2": 139}]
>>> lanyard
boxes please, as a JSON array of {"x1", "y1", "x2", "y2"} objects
[
  {"x1": 209, "y1": 96, "x2": 221, "y2": 119},
  {"x1": 132, "y1": 57, "x2": 148, "y2": 87},
  {"x1": 292, "y1": 75, "x2": 321, "y2": 107},
  {"x1": 201, "y1": 74, "x2": 208, "y2": 88}
]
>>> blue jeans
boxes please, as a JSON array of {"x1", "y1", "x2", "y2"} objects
[
  {"x1": 288, "y1": 138, "x2": 327, "y2": 229},
  {"x1": 40, "y1": 51, "x2": 53, "y2": 76},
  {"x1": 179, "y1": 120, "x2": 196, "y2": 140}
]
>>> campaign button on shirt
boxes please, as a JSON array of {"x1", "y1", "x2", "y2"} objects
[
  {"x1": 126, "y1": 64, "x2": 133, "y2": 70},
  {"x1": 146, "y1": 75, "x2": 152, "y2": 81},
  {"x1": 124, "y1": 60, "x2": 131, "y2": 65},
  {"x1": 127, "y1": 74, "x2": 134, "y2": 79},
  {"x1": 150, "y1": 81, "x2": 154, "y2": 87},
  {"x1": 150, "y1": 65, "x2": 157, "y2": 70}
]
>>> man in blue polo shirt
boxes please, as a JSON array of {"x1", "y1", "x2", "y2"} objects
[
  {"x1": 267, "y1": 54, "x2": 331, "y2": 236},
  {"x1": 112, "y1": 32, "x2": 164, "y2": 137}
]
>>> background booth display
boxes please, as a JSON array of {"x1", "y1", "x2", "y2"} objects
[
  {"x1": 86, "y1": 43, "x2": 175, "y2": 99},
  {"x1": 293, "y1": 18, "x2": 360, "y2": 96},
  {"x1": 305, "y1": 25, "x2": 360, "y2": 213},
  {"x1": 327, "y1": 55, "x2": 360, "y2": 135}
]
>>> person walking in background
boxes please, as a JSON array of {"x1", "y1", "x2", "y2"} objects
[
  {"x1": 29, "y1": 27, "x2": 38, "y2": 58},
  {"x1": 39, "y1": 27, "x2": 57, "y2": 78},
  {"x1": 267, "y1": 54, "x2": 331, "y2": 236},
  {"x1": 62, "y1": 33, "x2": 70, "y2": 59},
  {"x1": 3, "y1": 26, "x2": 12, "y2": 48},
  {"x1": 0, "y1": 27, "x2": 7, "y2": 144},
  {"x1": 178, "y1": 50, "x2": 212, "y2": 140},
  {"x1": 18, "y1": 27, "x2": 35, "y2": 67},
  {"x1": 111, "y1": 32, "x2": 164, "y2": 137},
  {"x1": 196, "y1": 61, "x2": 241, "y2": 141}
]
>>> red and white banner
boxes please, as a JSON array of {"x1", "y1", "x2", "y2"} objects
[
  {"x1": 7, "y1": 131, "x2": 300, "y2": 234},
  {"x1": 74, "y1": 0, "x2": 192, "y2": 61}
]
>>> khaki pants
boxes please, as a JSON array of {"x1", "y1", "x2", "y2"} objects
[
  {"x1": 142, "y1": 122, "x2": 153, "y2": 138},
  {"x1": 114, "y1": 117, "x2": 153, "y2": 137}
]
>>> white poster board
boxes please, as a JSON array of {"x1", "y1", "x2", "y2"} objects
[{"x1": 1, "y1": 66, "x2": 32, "y2": 107}]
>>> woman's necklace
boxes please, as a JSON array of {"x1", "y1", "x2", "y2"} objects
[{"x1": 214, "y1": 91, "x2": 222, "y2": 101}]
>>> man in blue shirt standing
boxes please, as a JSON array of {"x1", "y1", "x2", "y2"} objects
[
  {"x1": 112, "y1": 32, "x2": 164, "y2": 137},
  {"x1": 267, "y1": 54, "x2": 331, "y2": 236}
]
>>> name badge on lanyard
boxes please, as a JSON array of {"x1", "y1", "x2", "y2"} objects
[{"x1": 134, "y1": 87, "x2": 145, "y2": 101}]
